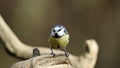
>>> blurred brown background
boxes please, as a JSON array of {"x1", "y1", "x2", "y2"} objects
[{"x1": 0, "y1": 0, "x2": 120, "y2": 68}]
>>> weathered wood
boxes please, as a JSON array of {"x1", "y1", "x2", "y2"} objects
[
  {"x1": 0, "y1": 15, "x2": 99, "y2": 68},
  {"x1": 11, "y1": 54, "x2": 73, "y2": 68}
]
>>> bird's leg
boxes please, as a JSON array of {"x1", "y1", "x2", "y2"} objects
[
  {"x1": 50, "y1": 47, "x2": 55, "y2": 57},
  {"x1": 61, "y1": 48, "x2": 69, "y2": 57}
]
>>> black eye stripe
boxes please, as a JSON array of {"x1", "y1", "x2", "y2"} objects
[
  {"x1": 58, "y1": 29, "x2": 61, "y2": 31},
  {"x1": 53, "y1": 29, "x2": 55, "y2": 32}
]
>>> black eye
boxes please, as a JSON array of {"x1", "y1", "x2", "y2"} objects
[
  {"x1": 53, "y1": 29, "x2": 55, "y2": 32},
  {"x1": 58, "y1": 29, "x2": 61, "y2": 31}
]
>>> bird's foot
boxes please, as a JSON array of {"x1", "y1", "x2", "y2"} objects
[
  {"x1": 65, "y1": 52, "x2": 69, "y2": 57},
  {"x1": 50, "y1": 52, "x2": 56, "y2": 57}
]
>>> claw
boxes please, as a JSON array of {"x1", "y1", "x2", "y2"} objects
[
  {"x1": 61, "y1": 48, "x2": 69, "y2": 57},
  {"x1": 65, "y1": 52, "x2": 69, "y2": 57},
  {"x1": 50, "y1": 52, "x2": 56, "y2": 57}
]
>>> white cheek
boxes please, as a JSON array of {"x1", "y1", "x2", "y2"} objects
[
  {"x1": 51, "y1": 31, "x2": 55, "y2": 36},
  {"x1": 58, "y1": 31, "x2": 65, "y2": 36}
]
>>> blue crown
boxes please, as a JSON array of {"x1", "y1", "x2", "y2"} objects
[{"x1": 54, "y1": 25, "x2": 64, "y2": 28}]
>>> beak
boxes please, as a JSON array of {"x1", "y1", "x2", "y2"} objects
[{"x1": 54, "y1": 33, "x2": 60, "y2": 38}]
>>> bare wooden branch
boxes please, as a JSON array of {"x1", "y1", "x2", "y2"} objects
[
  {"x1": 11, "y1": 54, "x2": 73, "y2": 68},
  {"x1": 0, "y1": 14, "x2": 99, "y2": 68}
]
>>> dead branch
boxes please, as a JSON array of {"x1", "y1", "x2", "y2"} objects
[
  {"x1": 0, "y1": 14, "x2": 99, "y2": 68},
  {"x1": 11, "y1": 54, "x2": 73, "y2": 68}
]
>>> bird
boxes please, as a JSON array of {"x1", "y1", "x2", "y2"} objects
[{"x1": 48, "y1": 25, "x2": 69, "y2": 57}]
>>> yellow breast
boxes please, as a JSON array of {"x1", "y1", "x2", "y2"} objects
[{"x1": 48, "y1": 34, "x2": 69, "y2": 49}]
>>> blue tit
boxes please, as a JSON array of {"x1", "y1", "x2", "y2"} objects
[{"x1": 48, "y1": 25, "x2": 69, "y2": 57}]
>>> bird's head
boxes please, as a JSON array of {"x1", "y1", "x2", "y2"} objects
[{"x1": 50, "y1": 25, "x2": 68, "y2": 38}]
